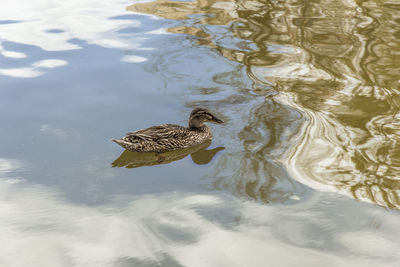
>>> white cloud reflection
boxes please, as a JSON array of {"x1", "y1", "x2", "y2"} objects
[
  {"x1": 252, "y1": 63, "x2": 332, "y2": 85},
  {"x1": 0, "y1": 0, "x2": 141, "y2": 51},
  {"x1": 0, "y1": 43, "x2": 26, "y2": 58},
  {"x1": 0, "y1": 0, "x2": 150, "y2": 78},
  {"x1": 121, "y1": 55, "x2": 148, "y2": 63},
  {"x1": 32, "y1": 59, "x2": 68, "y2": 68},
  {"x1": 0, "y1": 59, "x2": 67, "y2": 78},
  {"x1": 0, "y1": 67, "x2": 42, "y2": 78},
  {"x1": 40, "y1": 124, "x2": 79, "y2": 138},
  {"x1": 1, "y1": 157, "x2": 400, "y2": 267}
]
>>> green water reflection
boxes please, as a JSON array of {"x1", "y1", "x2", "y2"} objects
[{"x1": 129, "y1": 0, "x2": 400, "y2": 208}]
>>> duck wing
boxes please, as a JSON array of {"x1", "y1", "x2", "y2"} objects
[{"x1": 122, "y1": 124, "x2": 190, "y2": 143}]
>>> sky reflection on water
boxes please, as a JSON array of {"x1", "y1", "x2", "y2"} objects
[
  {"x1": 0, "y1": 0, "x2": 150, "y2": 79},
  {"x1": 1, "y1": 157, "x2": 400, "y2": 267}
]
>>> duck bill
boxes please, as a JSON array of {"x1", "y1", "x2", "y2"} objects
[{"x1": 211, "y1": 116, "x2": 224, "y2": 124}]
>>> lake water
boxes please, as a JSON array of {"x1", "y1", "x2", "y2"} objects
[{"x1": 1, "y1": 0, "x2": 400, "y2": 266}]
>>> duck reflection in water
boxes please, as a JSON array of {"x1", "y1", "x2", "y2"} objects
[{"x1": 111, "y1": 140, "x2": 224, "y2": 168}]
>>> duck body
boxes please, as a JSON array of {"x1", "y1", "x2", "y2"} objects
[
  {"x1": 111, "y1": 108, "x2": 223, "y2": 153},
  {"x1": 111, "y1": 124, "x2": 211, "y2": 153}
]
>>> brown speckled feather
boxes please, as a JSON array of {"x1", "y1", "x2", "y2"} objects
[
  {"x1": 123, "y1": 124, "x2": 189, "y2": 143},
  {"x1": 113, "y1": 124, "x2": 211, "y2": 152}
]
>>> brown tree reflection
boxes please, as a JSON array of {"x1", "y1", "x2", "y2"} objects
[{"x1": 128, "y1": 0, "x2": 400, "y2": 208}]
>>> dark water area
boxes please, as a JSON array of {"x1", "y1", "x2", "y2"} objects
[{"x1": 1, "y1": 0, "x2": 400, "y2": 266}]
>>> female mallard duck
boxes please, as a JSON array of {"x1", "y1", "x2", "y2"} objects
[{"x1": 111, "y1": 108, "x2": 223, "y2": 152}]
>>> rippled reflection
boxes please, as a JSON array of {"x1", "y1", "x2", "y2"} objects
[
  {"x1": 112, "y1": 141, "x2": 224, "y2": 168},
  {"x1": 129, "y1": 0, "x2": 400, "y2": 208},
  {"x1": 1, "y1": 157, "x2": 400, "y2": 266}
]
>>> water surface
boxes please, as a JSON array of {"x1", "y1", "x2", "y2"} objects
[{"x1": 1, "y1": 0, "x2": 400, "y2": 266}]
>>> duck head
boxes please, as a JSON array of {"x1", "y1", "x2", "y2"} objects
[{"x1": 189, "y1": 108, "x2": 224, "y2": 129}]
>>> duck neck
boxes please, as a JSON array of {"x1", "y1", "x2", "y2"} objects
[{"x1": 189, "y1": 118, "x2": 207, "y2": 131}]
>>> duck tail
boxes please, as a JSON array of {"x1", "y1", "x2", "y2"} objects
[{"x1": 110, "y1": 138, "x2": 133, "y2": 150}]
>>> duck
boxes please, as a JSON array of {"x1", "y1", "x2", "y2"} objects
[{"x1": 111, "y1": 108, "x2": 224, "y2": 153}]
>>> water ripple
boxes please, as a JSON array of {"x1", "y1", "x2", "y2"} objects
[{"x1": 128, "y1": 0, "x2": 400, "y2": 209}]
